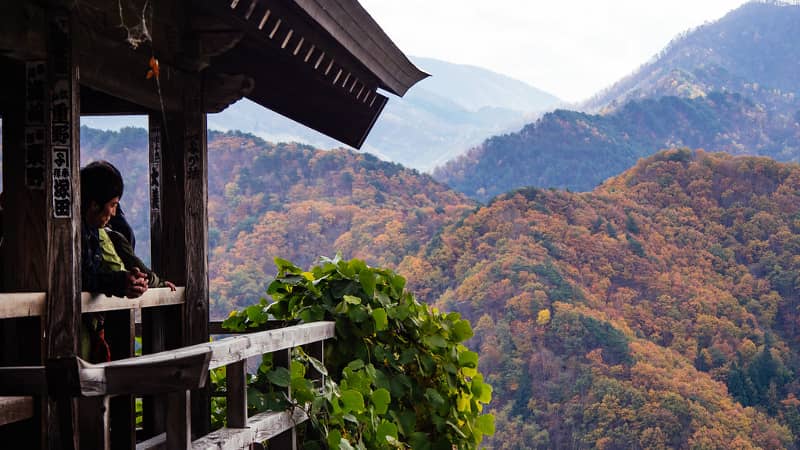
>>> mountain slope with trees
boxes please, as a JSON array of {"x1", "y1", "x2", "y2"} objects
[
  {"x1": 204, "y1": 131, "x2": 478, "y2": 317},
  {"x1": 434, "y1": 1, "x2": 800, "y2": 200},
  {"x1": 26, "y1": 127, "x2": 800, "y2": 448},
  {"x1": 434, "y1": 91, "x2": 800, "y2": 199},
  {"x1": 422, "y1": 149, "x2": 800, "y2": 448}
]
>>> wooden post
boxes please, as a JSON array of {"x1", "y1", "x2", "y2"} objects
[
  {"x1": 166, "y1": 390, "x2": 191, "y2": 450},
  {"x1": 142, "y1": 111, "x2": 186, "y2": 437},
  {"x1": 226, "y1": 361, "x2": 247, "y2": 428},
  {"x1": 107, "y1": 309, "x2": 136, "y2": 449},
  {"x1": 0, "y1": 52, "x2": 46, "y2": 449},
  {"x1": 43, "y1": 8, "x2": 82, "y2": 450},
  {"x1": 270, "y1": 349, "x2": 296, "y2": 449},
  {"x1": 1, "y1": 60, "x2": 48, "y2": 293},
  {"x1": 183, "y1": 74, "x2": 210, "y2": 438},
  {"x1": 142, "y1": 113, "x2": 184, "y2": 439},
  {"x1": 77, "y1": 397, "x2": 110, "y2": 450}
]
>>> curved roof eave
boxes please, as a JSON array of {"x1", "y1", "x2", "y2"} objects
[{"x1": 291, "y1": 0, "x2": 429, "y2": 97}]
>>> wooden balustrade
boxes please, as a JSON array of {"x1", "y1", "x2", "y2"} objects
[
  {"x1": 0, "y1": 287, "x2": 186, "y2": 320},
  {"x1": 0, "y1": 287, "x2": 184, "y2": 429},
  {"x1": 0, "y1": 315, "x2": 335, "y2": 449}
]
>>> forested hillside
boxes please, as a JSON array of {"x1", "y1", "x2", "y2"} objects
[
  {"x1": 18, "y1": 127, "x2": 800, "y2": 448},
  {"x1": 434, "y1": 92, "x2": 800, "y2": 199},
  {"x1": 422, "y1": 149, "x2": 800, "y2": 448},
  {"x1": 205, "y1": 131, "x2": 477, "y2": 317}
]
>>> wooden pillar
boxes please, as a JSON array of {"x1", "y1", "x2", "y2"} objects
[
  {"x1": 226, "y1": 361, "x2": 247, "y2": 428},
  {"x1": 0, "y1": 52, "x2": 45, "y2": 450},
  {"x1": 142, "y1": 113, "x2": 184, "y2": 439},
  {"x1": 107, "y1": 309, "x2": 136, "y2": 449},
  {"x1": 183, "y1": 74, "x2": 210, "y2": 438},
  {"x1": 166, "y1": 390, "x2": 191, "y2": 450},
  {"x1": 144, "y1": 72, "x2": 210, "y2": 439},
  {"x1": 1, "y1": 58, "x2": 48, "y2": 364},
  {"x1": 1, "y1": 60, "x2": 48, "y2": 293},
  {"x1": 270, "y1": 349, "x2": 296, "y2": 449},
  {"x1": 43, "y1": 8, "x2": 82, "y2": 450}
]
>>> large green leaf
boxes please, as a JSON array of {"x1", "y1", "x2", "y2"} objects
[
  {"x1": 341, "y1": 389, "x2": 365, "y2": 413},
  {"x1": 372, "y1": 308, "x2": 388, "y2": 331},
  {"x1": 376, "y1": 420, "x2": 398, "y2": 444},
  {"x1": 452, "y1": 319, "x2": 474, "y2": 342},
  {"x1": 266, "y1": 367, "x2": 291, "y2": 387},
  {"x1": 475, "y1": 414, "x2": 496, "y2": 436},
  {"x1": 359, "y1": 269, "x2": 376, "y2": 299},
  {"x1": 327, "y1": 430, "x2": 342, "y2": 449},
  {"x1": 371, "y1": 388, "x2": 391, "y2": 415}
]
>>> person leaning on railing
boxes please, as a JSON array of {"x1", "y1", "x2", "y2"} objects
[{"x1": 80, "y1": 160, "x2": 175, "y2": 363}]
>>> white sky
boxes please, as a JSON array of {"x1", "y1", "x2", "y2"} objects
[{"x1": 359, "y1": 0, "x2": 750, "y2": 103}]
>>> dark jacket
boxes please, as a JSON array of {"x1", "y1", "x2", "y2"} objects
[
  {"x1": 105, "y1": 228, "x2": 168, "y2": 288},
  {"x1": 81, "y1": 222, "x2": 128, "y2": 297}
]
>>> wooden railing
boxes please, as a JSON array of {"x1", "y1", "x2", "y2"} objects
[
  {"x1": 0, "y1": 288, "x2": 185, "y2": 431},
  {"x1": 0, "y1": 289, "x2": 334, "y2": 449},
  {"x1": 0, "y1": 288, "x2": 186, "y2": 320}
]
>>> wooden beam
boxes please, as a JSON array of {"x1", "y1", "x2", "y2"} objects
[
  {"x1": 0, "y1": 367, "x2": 48, "y2": 395},
  {"x1": 0, "y1": 288, "x2": 184, "y2": 320},
  {"x1": 226, "y1": 360, "x2": 248, "y2": 429},
  {"x1": 0, "y1": 397, "x2": 35, "y2": 427},
  {"x1": 270, "y1": 349, "x2": 295, "y2": 449},
  {"x1": 107, "y1": 308, "x2": 136, "y2": 449},
  {"x1": 135, "y1": 433, "x2": 166, "y2": 450},
  {"x1": 0, "y1": 292, "x2": 47, "y2": 319},
  {"x1": 143, "y1": 110, "x2": 186, "y2": 442},
  {"x1": 167, "y1": 391, "x2": 192, "y2": 450},
  {"x1": 77, "y1": 396, "x2": 110, "y2": 450},
  {"x1": 81, "y1": 287, "x2": 186, "y2": 314},
  {"x1": 43, "y1": 9, "x2": 82, "y2": 450},
  {"x1": 191, "y1": 408, "x2": 308, "y2": 450},
  {"x1": 182, "y1": 74, "x2": 211, "y2": 438},
  {"x1": 207, "y1": 322, "x2": 335, "y2": 370},
  {"x1": 77, "y1": 349, "x2": 211, "y2": 397},
  {"x1": 1, "y1": 58, "x2": 48, "y2": 292}
]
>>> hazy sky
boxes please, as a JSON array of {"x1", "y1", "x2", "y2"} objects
[{"x1": 359, "y1": 0, "x2": 750, "y2": 103}]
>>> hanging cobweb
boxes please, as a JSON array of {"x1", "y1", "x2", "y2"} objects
[{"x1": 118, "y1": 0, "x2": 152, "y2": 50}]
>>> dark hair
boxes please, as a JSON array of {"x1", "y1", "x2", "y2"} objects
[{"x1": 80, "y1": 160, "x2": 124, "y2": 214}]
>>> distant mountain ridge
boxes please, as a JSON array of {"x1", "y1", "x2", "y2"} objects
[
  {"x1": 583, "y1": 1, "x2": 800, "y2": 113},
  {"x1": 83, "y1": 56, "x2": 562, "y2": 173},
  {"x1": 434, "y1": 1, "x2": 800, "y2": 200},
  {"x1": 434, "y1": 91, "x2": 800, "y2": 200},
  {"x1": 409, "y1": 56, "x2": 562, "y2": 113},
  {"x1": 206, "y1": 56, "x2": 562, "y2": 172}
]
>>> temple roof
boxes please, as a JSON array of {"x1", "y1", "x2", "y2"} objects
[{"x1": 0, "y1": 0, "x2": 428, "y2": 148}]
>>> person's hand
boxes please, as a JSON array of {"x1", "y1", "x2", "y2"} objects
[
  {"x1": 165, "y1": 280, "x2": 177, "y2": 291},
  {"x1": 125, "y1": 267, "x2": 148, "y2": 298}
]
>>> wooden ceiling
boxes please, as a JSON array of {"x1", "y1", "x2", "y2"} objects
[{"x1": 0, "y1": 0, "x2": 428, "y2": 148}]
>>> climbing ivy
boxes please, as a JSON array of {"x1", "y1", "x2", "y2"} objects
[{"x1": 220, "y1": 255, "x2": 494, "y2": 449}]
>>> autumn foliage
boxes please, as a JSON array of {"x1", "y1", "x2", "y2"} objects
[{"x1": 71, "y1": 128, "x2": 800, "y2": 448}]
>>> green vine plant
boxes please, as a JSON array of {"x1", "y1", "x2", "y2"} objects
[{"x1": 217, "y1": 255, "x2": 495, "y2": 449}]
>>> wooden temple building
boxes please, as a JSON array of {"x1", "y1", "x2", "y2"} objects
[{"x1": 0, "y1": 0, "x2": 426, "y2": 448}]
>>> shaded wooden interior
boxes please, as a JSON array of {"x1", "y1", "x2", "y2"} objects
[{"x1": 0, "y1": 0, "x2": 426, "y2": 448}]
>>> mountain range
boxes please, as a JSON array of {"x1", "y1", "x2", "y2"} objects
[
  {"x1": 65, "y1": 128, "x2": 800, "y2": 448},
  {"x1": 5, "y1": 1, "x2": 800, "y2": 448},
  {"x1": 434, "y1": 0, "x2": 800, "y2": 200}
]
